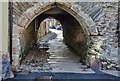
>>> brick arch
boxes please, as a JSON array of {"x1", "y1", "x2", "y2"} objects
[{"x1": 18, "y1": 2, "x2": 91, "y2": 37}]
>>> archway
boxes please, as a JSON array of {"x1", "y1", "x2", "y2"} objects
[
  {"x1": 37, "y1": 17, "x2": 62, "y2": 43},
  {"x1": 13, "y1": 2, "x2": 90, "y2": 67}
]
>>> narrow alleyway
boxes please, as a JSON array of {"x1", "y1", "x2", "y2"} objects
[
  {"x1": 3, "y1": 2, "x2": 119, "y2": 81},
  {"x1": 45, "y1": 29, "x2": 94, "y2": 73},
  {"x1": 18, "y1": 29, "x2": 94, "y2": 74},
  {"x1": 12, "y1": 29, "x2": 119, "y2": 81}
]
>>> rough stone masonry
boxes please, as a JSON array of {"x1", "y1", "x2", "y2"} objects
[{"x1": 12, "y1": 2, "x2": 119, "y2": 69}]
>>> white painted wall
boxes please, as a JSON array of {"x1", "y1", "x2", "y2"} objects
[
  {"x1": 0, "y1": 2, "x2": 2, "y2": 80},
  {"x1": 0, "y1": 2, "x2": 2, "y2": 52},
  {"x1": 0, "y1": 2, "x2": 9, "y2": 80},
  {"x1": 0, "y1": 2, "x2": 9, "y2": 52}
]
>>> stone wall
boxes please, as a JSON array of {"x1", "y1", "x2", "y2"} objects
[
  {"x1": 118, "y1": 1, "x2": 120, "y2": 64},
  {"x1": 80, "y1": 2, "x2": 118, "y2": 63},
  {"x1": 13, "y1": 2, "x2": 34, "y2": 24},
  {"x1": 12, "y1": 2, "x2": 119, "y2": 66},
  {"x1": 59, "y1": 14, "x2": 87, "y2": 62},
  {"x1": 12, "y1": 24, "x2": 24, "y2": 66},
  {"x1": 37, "y1": 21, "x2": 47, "y2": 43},
  {"x1": 19, "y1": 20, "x2": 37, "y2": 64}
]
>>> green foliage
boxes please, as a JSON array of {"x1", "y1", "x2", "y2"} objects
[
  {"x1": 86, "y1": 54, "x2": 91, "y2": 66},
  {"x1": 19, "y1": 48, "x2": 25, "y2": 65}
]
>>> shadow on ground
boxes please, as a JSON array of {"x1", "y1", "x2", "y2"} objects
[{"x1": 4, "y1": 72, "x2": 120, "y2": 81}]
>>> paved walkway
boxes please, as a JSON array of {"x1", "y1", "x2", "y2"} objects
[
  {"x1": 45, "y1": 29, "x2": 94, "y2": 73},
  {"x1": 39, "y1": 32, "x2": 57, "y2": 49}
]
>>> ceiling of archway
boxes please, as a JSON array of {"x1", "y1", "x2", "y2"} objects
[{"x1": 43, "y1": 7, "x2": 68, "y2": 15}]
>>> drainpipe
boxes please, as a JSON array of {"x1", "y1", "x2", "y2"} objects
[{"x1": 9, "y1": 1, "x2": 13, "y2": 65}]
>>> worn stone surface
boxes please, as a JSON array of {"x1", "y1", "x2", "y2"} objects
[
  {"x1": 12, "y1": 38, "x2": 20, "y2": 45},
  {"x1": 79, "y1": 2, "x2": 118, "y2": 65},
  {"x1": 12, "y1": 54, "x2": 20, "y2": 66},
  {"x1": 17, "y1": 19, "x2": 38, "y2": 66},
  {"x1": 17, "y1": 29, "x2": 94, "y2": 73},
  {"x1": 13, "y1": 25, "x2": 24, "y2": 35},
  {"x1": 18, "y1": 16, "x2": 29, "y2": 27},
  {"x1": 17, "y1": 47, "x2": 49, "y2": 73},
  {"x1": 23, "y1": 8, "x2": 35, "y2": 20}
]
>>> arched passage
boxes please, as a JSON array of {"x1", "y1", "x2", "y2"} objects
[
  {"x1": 17, "y1": 2, "x2": 89, "y2": 65},
  {"x1": 37, "y1": 17, "x2": 62, "y2": 43}
]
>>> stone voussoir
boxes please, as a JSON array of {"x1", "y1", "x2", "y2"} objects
[
  {"x1": 13, "y1": 24, "x2": 24, "y2": 35},
  {"x1": 18, "y1": 15, "x2": 29, "y2": 28},
  {"x1": 58, "y1": 2, "x2": 71, "y2": 8},
  {"x1": 23, "y1": 8, "x2": 35, "y2": 20},
  {"x1": 33, "y1": 6, "x2": 42, "y2": 15},
  {"x1": 71, "y1": 4, "x2": 80, "y2": 13},
  {"x1": 89, "y1": 26, "x2": 99, "y2": 35},
  {"x1": 33, "y1": 2, "x2": 53, "y2": 15}
]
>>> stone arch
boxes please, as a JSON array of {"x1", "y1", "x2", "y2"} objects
[
  {"x1": 18, "y1": 2, "x2": 90, "y2": 37},
  {"x1": 13, "y1": 2, "x2": 95, "y2": 66}
]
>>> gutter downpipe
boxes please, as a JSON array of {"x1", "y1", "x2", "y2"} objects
[{"x1": 9, "y1": 1, "x2": 13, "y2": 65}]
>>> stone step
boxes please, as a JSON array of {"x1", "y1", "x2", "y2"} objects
[
  {"x1": 48, "y1": 52, "x2": 79, "y2": 58},
  {"x1": 49, "y1": 63, "x2": 83, "y2": 68},
  {"x1": 49, "y1": 62, "x2": 82, "y2": 65},
  {"x1": 47, "y1": 61, "x2": 82, "y2": 64},
  {"x1": 41, "y1": 29, "x2": 95, "y2": 74},
  {"x1": 51, "y1": 67, "x2": 95, "y2": 73},
  {"x1": 49, "y1": 56, "x2": 71, "y2": 59},
  {"x1": 47, "y1": 58, "x2": 79, "y2": 63}
]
